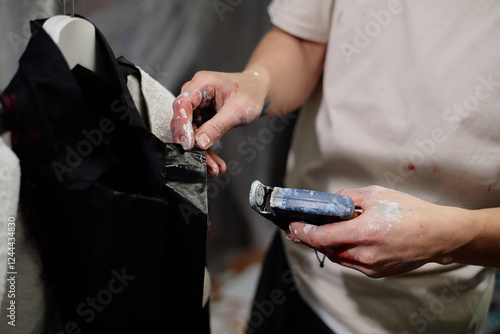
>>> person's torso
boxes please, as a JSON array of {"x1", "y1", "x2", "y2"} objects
[{"x1": 284, "y1": 1, "x2": 500, "y2": 333}]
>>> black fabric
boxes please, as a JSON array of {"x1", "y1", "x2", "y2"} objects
[
  {"x1": 2, "y1": 17, "x2": 209, "y2": 333},
  {"x1": 247, "y1": 232, "x2": 335, "y2": 334}
]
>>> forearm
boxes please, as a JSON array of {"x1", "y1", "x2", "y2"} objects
[
  {"x1": 243, "y1": 27, "x2": 326, "y2": 116},
  {"x1": 438, "y1": 207, "x2": 500, "y2": 267}
]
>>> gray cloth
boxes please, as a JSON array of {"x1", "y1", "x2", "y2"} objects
[
  {"x1": 0, "y1": 135, "x2": 20, "y2": 306},
  {"x1": 126, "y1": 67, "x2": 174, "y2": 143}
]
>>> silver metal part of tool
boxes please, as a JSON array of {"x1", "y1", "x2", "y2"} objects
[{"x1": 249, "y1": 180, "x2": 270, "y2": 211}]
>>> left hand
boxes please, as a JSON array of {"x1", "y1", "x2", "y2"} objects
[{"x1": 286, "y1": 185, "x2": 470, "y2": 278}]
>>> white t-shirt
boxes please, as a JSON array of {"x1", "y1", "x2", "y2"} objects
[{"x1": 269, "y1": 0, "x2": 500, "y2": 333}]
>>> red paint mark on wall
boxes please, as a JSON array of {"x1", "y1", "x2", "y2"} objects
[{"x1": 407, "y1": 163, "x2": 416, "y2": 171}]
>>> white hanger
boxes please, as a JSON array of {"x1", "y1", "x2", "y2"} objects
[{"x1": 42, "y1": 1, "x2": 110, "y2": 81}]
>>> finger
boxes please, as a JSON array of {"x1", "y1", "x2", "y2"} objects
[
  {"x1": 285, "y1": 229, "x2": 302, "y2": 243},
  {"x1": 289, "y1": 221, "x2": 357, "y2": 248},
  {"x1": 170, "y1": 117, "x2": 180, "y2": 144},
  {"x1": 319, "y1": 245, "x2": 358, "y2": 262},
  {"x1": 206, "y1": 148, "x2": 227, "y2": 174},
  {"x1": 314, "y1": 246, "x2": 380, "y2": 276},
  {"x1": 205, "y1": 151, "x2": 219, "y2": 178},
  {"x1": 195, "y1": 103, "x2": 261, "y2": 150},
  {"x1": 317, "y1": 247, "x2": 386, "y2": 277},
  {"x1": 172, "y1": 86, "x2": 214, "y2": 150},
  {"x1": 172, "y1": 94, "x2": 197, "y2": 150},
  {"x1": 318, "y1": 247, "x2": 358, "y2": 266}
]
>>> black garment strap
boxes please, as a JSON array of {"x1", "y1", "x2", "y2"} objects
[{"x1": 117, "y1": 56, "x2": 142, "y2": 79}]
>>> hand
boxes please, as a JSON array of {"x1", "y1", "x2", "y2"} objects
[
  {"x1": 171, "y1": 70, "x2": 269, "y2": 176},
  {"x1": 286, "y1": 186, "x2": 471, "y2": 278}
]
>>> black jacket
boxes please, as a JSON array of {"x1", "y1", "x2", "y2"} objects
[{"x1": 2, "y1": 17, "x2": 209, "y2": 333}]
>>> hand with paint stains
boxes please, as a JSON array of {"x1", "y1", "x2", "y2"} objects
[
  {"x1": 286, "y1": 185, "x2": 474, "y2": 278},
  {"x1": 171, "y1": 27, "x2": 327, "y2": 177},
  {"x1": 171, "y1": 70, "x2": 269, "y2": 177}
]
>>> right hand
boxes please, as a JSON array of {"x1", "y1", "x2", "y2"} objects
[{"x1": 171, "y1": 70, "x2": 269, "y2": 151}]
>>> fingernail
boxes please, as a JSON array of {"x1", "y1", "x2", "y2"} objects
[
  {"x1": 180, "y1": 135, "x2": 190, "y2": 150},
  {"x1": 209, "y1": 163, "x2": 219, "y2": 178},
  {"x1": 287, "y1": 226, "x2": 301, "y2": 243},
  {"x1": 196, "y1": 133, "x2": 211, "y2": 149}
]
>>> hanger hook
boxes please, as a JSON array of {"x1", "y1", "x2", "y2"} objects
[{"x1": 62, "y1": 0, "x2": 75, "y2": 17}]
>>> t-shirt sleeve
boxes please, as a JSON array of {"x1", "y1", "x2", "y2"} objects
[{"x1": 268, "y1": 0, "x2": 335, "y2": 43}]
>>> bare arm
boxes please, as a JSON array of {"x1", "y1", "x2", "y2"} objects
[
  {"x1": 442, "y1": 207, "x2": 500, "y2": 268},
  {"x1": 243, "y1": 27, "x2": 327, "y2": 116}
]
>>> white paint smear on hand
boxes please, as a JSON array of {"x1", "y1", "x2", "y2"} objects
[
  {"x1": 303, "y1": 224, "x2": 316, "y2": 235},
  {"x1": 183, "y1": 122, "x2": 194, "y2": 147},
  {"x1": 367, "y1": 200, "x2": 402, "y2": 233}
]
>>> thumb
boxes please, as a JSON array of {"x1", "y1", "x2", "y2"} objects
[{"x1": 195, "y1": 102, "x2": 261, "y2": 150}]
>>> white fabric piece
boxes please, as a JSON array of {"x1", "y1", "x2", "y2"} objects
[
  {"x1": 269, "y1": 1, "x2": 500, "y2": 333},
  {"x1": 0, "y1": 134, "x2": 21, "y2": 310}
]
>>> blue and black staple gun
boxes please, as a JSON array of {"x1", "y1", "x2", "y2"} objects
[{"x1": 249, "y1": 180, "x2": 356, "y2": 231}]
